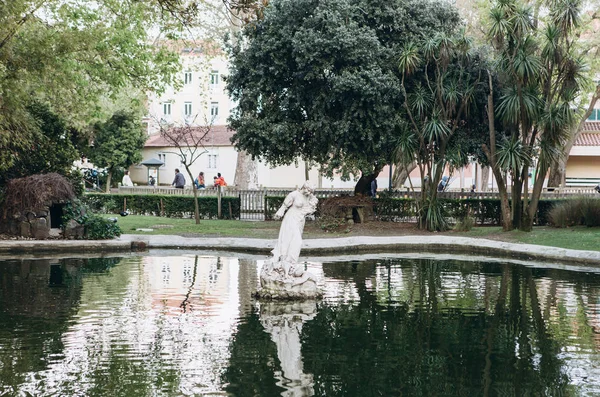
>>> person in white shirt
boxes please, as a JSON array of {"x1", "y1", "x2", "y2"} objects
[{"x1": 122, "y1": 170, "x2": 133, "y2": 187}]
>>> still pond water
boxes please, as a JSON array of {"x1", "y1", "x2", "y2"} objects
[{"x1": 1, "y1": 252, "x2": 600, "y2": 396}]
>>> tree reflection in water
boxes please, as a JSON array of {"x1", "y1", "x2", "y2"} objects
[{"x1": 1, "y1": 255, "x2": 600, "y2": 396}]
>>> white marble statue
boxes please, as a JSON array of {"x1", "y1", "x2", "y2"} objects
[
  {"x1": 258, "y1": 301, "x2": 316, "y2": 395},
  {"x1": 258, "y1": 182, "x2": 321, "y2": 299}
]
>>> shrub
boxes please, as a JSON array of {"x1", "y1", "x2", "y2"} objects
[
  {"x1": 454, "y1": 215, "x2": 475, "y2": 232},
  {"x1": 84, "y1": 215, "x2": 122, "y2": 239},
  {"x1": 83, "y1": 193, "x2": 240, "y2": 219},
  {"x1": 548, "y1": 197, "x2": 600, "y2": 228},
  {"x1": 62, "y1": 199, "x2": 122, "y2": 239}
]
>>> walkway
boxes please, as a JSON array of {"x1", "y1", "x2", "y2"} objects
[{"x1": 0, "y1": 234, "x2": 599, "y2": 266}]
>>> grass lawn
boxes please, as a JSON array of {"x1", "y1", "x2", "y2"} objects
[{"x1": 108, "y1": 215, "x2": 600, "y2": 251}]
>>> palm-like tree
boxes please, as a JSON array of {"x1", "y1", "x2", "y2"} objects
[
  {"x1": 398, "y1": 31, "x2": 484, "y2": 231},
  {"x1": 483, "y1": 0, "x2": 587, "y2": 231}
]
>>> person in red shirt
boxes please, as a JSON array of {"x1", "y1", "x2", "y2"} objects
[{"x1": 216, "y1": 172, "x2": 227, "y2": 186}]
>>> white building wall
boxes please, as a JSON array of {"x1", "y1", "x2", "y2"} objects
[{"x1": 146, "y1": 50, "x2": 231, "y2": 134}]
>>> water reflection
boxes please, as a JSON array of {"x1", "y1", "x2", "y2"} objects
[
  {"x1": 1, "y1": 254, "x2": 600, "y2": 396},
  {"x1": 259, "y1": 301, "x2": 317, "y2": 396}
]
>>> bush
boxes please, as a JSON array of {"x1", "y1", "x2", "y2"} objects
[
  {"x1": 62, "y1": 199, "x2": 121, "y2": 239},
  {"x1": 454, "y1": 216, "x2": 475, "y2": 232},
  {"x1": 83, "y1": 193, "x2": 240, "y2": 219},
  {"x1": 84, "y1": 215, "x2": 122, "y2": 239},
  {"x1": 549, "y1": 197, "x2": 600, "y2": 227}
]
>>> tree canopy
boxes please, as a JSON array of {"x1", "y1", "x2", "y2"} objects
[
  {"x1": 0, "y1": 0, "x2": 181, "y2": 176},
  {"x1": 226, "y1": 0, "x2": 463, "y2": 185},
  {"x1": 89, "y1": 111, "x2": 146, "y2": 192}
]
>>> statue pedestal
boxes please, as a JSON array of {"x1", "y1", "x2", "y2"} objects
[{"x1": 254, "y1": 259, "x2": 322, "y2": 300}]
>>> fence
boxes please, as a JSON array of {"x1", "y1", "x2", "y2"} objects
[{"x1": 114, "y1": 186, "x2": 599, "y2": 222}]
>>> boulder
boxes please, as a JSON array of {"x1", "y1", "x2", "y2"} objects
[
  {"x1": 63, "y1": 219, "x2": 84, "y2": 239},
  {"x1": 31, "y1": 218, "x2": 49, "y2": 240}
]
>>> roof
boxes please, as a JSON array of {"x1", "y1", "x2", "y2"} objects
[
  {"x1": 145, "y1": 125, "x2": 235, "y2": 147},
  {"x1": 575, "y1": 122, "x2": 600, "y2": 146},
  {"x1": 582, "y1": 121, "x2": 600, "y2": 132},
  {"x1": 140, "y1": 158, "x2": 165, "y2": 166}
]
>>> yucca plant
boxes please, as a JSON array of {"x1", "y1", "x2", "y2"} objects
[
  {"x1": 397, "y1": 29, "x2": 486, "y2": 231},
  {"x1": 483, "y1": 0, "x2": 588, "y2": 231}
]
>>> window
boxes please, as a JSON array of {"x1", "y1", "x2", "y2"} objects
[
  {"x1": 210, "y1": 70, "x2": 219, "y2": 86},
  {"x1": 162, "y1": 102, "x2": 171, "y2": 116},
  {"x1": 588, "y1": 109, "x2": 600, "y2": 121},
  {"x1": 208, "y1": 154, "x2": 218, "y2": 169},
  {"x1": 184, "y1": 71, "x2": 193, "y2": 85},
  {"x1": 158, "y1": 153, "x2": 167, "y2": 167},
  {"x1": 184, "y1": 102, "x2": 192, "y2": 117},
  {"x1": 210, "y1": 102, "x2": 219, "y2": 120}
]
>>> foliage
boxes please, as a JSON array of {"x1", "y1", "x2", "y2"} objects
[
  {"x1": 483, "y1": 0, "x2": 591, "y2": 231},
  {"x1": 89, "y1": 111, "x2": 147, "y2": 191},
  {"x1": 0, "y1": 102, "x2": 85, "y2": 187},
  {"x1": 83, "y1": 215, "x2": 122, "y2": 240},
  {"x1": 0, "y1": 0, "x2": 181, "y2": 177},
  {"x1": 83, "y1": 194, "x2": 241, "y2": 220},
  {"x1": 62, "y1": 199, "x2": 119, "y2": 239},
  {"x1": 397, "y1": 29, "x2": 490, "y2": 231},
  {"x1": 1, "y1": 173, "x2": 75, "y2": 217},
  {"x1": 62, "y1": 199, "x2": 122, "y2": 239},
  {"x1": 454, "y1": 215, "x2": 475, "y2": 232},
  {"x1": 549, "y1": 197, "x2": 600, "y2": 228},
  {"x1": 227, "y1": 0, "x2": 463, "y2": 187}
]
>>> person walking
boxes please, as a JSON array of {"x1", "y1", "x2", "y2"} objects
[
  {"x1": 194, "y1": 172, "x2": 205, "y2": 189},
  {"x1": 172, "y1": 168, "x2": 185, "y2": 189},
  {"x1": 121, "y1": 170, "x2": 133, "y2": 187}
]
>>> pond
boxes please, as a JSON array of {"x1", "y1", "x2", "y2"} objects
[{"x1": 1, "y1": 252, "x2": 600, "y2": 396}]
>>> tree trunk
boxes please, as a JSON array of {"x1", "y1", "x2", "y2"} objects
[
  {"x1": 548, "y1": 83, "x2": 600, "y2": 188},
  {"x1": 481, "y1": 166, "x2": 490, "y2": 192},
  {"x1": 484, "y1": 71, "x2": 512, "y2": 231},
  {"x1": 354, "y1": 173, "x2": 375, "y2": 196},
  {"x1": 183, "y1": 165, "x2": 200, "y2": 224},
  {"x1": 105, "y1": 170, "x2": 112, "y2": 193},
  {"x1": 192, "y1": 185, "x2": 200, "y2": 224},
  {"x1": 233, "y1": 150, "x2": 258, "y2": 189},
  {"x1": 392, "y1": 161, "x2": 417, "y2": 188},
  {"x1": 354, "y1": 164, "x2": 383, "y2": 196}
]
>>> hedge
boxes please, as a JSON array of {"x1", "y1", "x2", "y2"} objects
[
  {"x1": 85, "y1": 193, "x2": 563, "y2": 225},
  {"x1": 83, "y1": 193, "x2": 240, "y2": 220},
  {"x1": 267, "y1": 195, "x2": 563, "y2": 226}
]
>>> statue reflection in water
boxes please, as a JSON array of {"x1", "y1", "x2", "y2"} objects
[{"x1": 258, "y1": 300, "x2": 317, "y2": 396}]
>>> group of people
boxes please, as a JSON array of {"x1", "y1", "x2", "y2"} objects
[
  {"x1": 172, "y1": 169, "x2": 227, "y2": 189},
  {"x1": 122, "y1": 169, "x2": 228, "y2": 189}
]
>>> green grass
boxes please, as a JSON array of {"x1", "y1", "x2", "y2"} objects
[
  {"x1": 109, "y1": 215, "x2": 281, "y2": 239},
  {"x1": 455, "y1": 226, "x2": 600, "y2": 252},
  {"x1": 108, "y1": 215, "x2": 600, "y2": 251}
]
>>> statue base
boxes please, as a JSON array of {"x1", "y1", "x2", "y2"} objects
[{"x1": 254, "y1": 259, "x2": 322, "y2": 300}]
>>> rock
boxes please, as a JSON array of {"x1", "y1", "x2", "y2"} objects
[
  {"x1": 63, "y1": 219, "x2": 84, "y2": 239},
  {"x1": 31, "y1": 218, "x2": 49, "y2": 240},
  {"x1": 19, "y1": 221, "x2": 31, "y2": 238}
]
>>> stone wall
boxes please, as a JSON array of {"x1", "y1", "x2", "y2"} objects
[
  {"x1": 0, "y1": 209, "x2": 51, "y2": 239},
  {"x1": 0, "y1": 203, "x2": 84, "y2": 240}
]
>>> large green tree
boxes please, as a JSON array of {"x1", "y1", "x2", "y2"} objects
[
  {"x1": 89, "y1": 112, "x2": 146, "y2": 192},
  {"x1": 0, "y1": 0, "x2": 181, "y2": 177},
  {"x1": 226, "y1": 0, "x2": 462, "y2": 193},
  {"x1": 0, "y1": 102, "x2": 87, "y2": 186}
]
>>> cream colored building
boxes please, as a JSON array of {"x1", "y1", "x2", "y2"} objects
[{"x1": 143, "y1": 42, "x2": 232, "y2": 134}]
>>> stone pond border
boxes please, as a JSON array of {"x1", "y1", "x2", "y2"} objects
[{"x1": 0, "y1": 234, "x2": 598, "y2": 267}]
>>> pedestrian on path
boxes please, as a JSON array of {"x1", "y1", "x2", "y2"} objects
[{"x1": 172, "y1": 169, "x2": 185, "y2": 189}]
